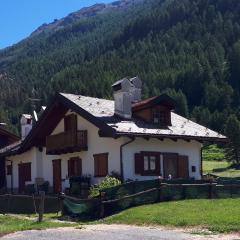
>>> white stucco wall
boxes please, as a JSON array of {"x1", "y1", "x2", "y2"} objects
[
  {"x1": 6, "y1": 111, "x2": 203, "y2": 191},
  {"x1": 123, "y1": 138, "x2": 202, "y2": 181},
  {"x1": 6, "y1": 147, "x2": 38, "y2": 190},
  {"x1": 42, "y1": 111, "x2": 125, "y2": 186}
]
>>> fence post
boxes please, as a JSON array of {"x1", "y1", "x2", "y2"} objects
[
  {"x1": 157, "y1": 178, "x2": 162, "y2": 202},
  {"x1": 32, "y1": 194, "x2": 37, "y2": 214},
  {"x1": 100, "y1": 192, "x2": 106, "y2": 218},
  {"x1": 59, "y1": 193, "x2": 64, "y2": 216},
  {"x1": 7, "y1": 194, "x2": 10, "y2": 214},
  {"x1": 38, "y1": 191, "x2": 45, "y2": 222},
  {"x1": 182, "y1": 185, "x2": 186, "y2": 200},
  {"x1": 208, "y1": 182, "x2": 213, "y2": 199}
]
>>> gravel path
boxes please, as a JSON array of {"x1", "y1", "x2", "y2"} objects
[{"x1": 1, "y1": 224, "x2": 240, "y2": 240}]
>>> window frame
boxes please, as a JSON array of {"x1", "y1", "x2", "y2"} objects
[
  {"x1": 141, "y1": 152, "x2": 160, "y2": 176},
  {"x1": 93, "y1": 153, "x2": 108, "y2": 177},
  {"x1": 152, "y1": 109, "x2": 168, "y2": 126}
]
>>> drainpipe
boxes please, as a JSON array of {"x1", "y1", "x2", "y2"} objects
[
  {"x1": 200, "y1": 144, "x2": 209, "y2": 178},
  {"x1": 120, "y1": 137, "x2": 135, "y2": 182}
]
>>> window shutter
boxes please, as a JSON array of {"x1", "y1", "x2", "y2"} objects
[
  {"x1": 68, "y1": 157, "x2": 82, "y2": 177},
  {"x1": 155, "y1": 154, "x2": 161, "y2": 175},
  {"x1": 135, "y1": 153, "x2": 143, "y2": 174},
  {"x1": 178, "y1": 155, "x2": 189, "y2": 178},
  {"x1": 94, "y1": 153, "x2": 108, "y2": 177}
]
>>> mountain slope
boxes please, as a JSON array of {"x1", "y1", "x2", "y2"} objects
[{"x1": 0, "y1": 0, "x2": 240, "y2": 134}]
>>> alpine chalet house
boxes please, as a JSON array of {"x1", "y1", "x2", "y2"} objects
[
  {"x1": 0, "y1": 126, "x2": 19, "y2": 190},
  {"x1": 0, "y1": 77, "x2": 226, "y2": 193}
]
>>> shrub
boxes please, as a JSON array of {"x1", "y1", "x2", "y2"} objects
[{"x1": 89, "y1": 176, "x2": 121, "y2": 198}]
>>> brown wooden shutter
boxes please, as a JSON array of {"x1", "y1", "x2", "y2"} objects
[
  {"x1": 155, "y1": 154, "x2": 161, "y2": 175},
  {"x1": 135, "y1": 153, "x2": 143, "y2": 174},
  {"x1": 178, "y1": 155, "x2": 189, "y2": 178},
  {"x1": 94, "y1": 153, "x2": 108, "y2": 177},
  {"x1": 68, "y1": 157, "x2": 82, "y2": 177}
]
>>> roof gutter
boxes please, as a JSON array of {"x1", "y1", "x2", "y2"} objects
[
  {"x1": 115, "y1": 132, "x2": 228, "y2": 143},
  {"x1": 120, "y1": 137, "x2": 135, "y2": 182}
]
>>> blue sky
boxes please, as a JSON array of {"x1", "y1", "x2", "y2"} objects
[{"x1": 0, "y1": 0, "x2": 113, "y2": 49}]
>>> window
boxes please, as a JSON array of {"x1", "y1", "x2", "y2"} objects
[
  {"x1": 64, "y1": 114, "x2": 77, "y2": 132},
  {"x1": 153, "y1": 109, "x2": 167, "y2": 125},
  {"x1": 94, "y1": 153, "x2": 108, "y2": 177},
  {"x1": 7, "y1": 165, "x2": 12, "y2": 175},
  {"x1": 68, "y1": 157, "x2": 82, "y2": 177},
  {"x1": 135, "y1": 152, "x2": 160, "y2": 176},
  {"x1": 143, "y1": 154, "x2": 157, "y2": 172}
]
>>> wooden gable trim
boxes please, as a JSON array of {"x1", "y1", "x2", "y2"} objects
[
  {"x1": 20, "y1": 93, "x2": 116, "y2": 152},
  {"x1": 132, "y1": 94, "x2": 176, "y2": 113}
]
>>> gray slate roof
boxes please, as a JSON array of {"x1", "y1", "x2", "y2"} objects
[{"x1": 60, "y1": 93, "x2": 226, "y2": 141}]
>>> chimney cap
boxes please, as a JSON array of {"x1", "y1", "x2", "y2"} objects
[
  {"x1": 130, "y1": 76, "x2": 142, "y2": 88},
  {"x1": 112, "y1": 77, "x2": 132, "y2": 92},
  {"x1": 21, "y1": 114, "x2": 32, "y2": 120}
]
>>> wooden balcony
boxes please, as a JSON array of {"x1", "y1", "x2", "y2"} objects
[{"x1": 46, "y1": 130, "x2": 88, "y2": 155}]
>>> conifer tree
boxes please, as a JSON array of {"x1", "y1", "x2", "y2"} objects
[{"x1": 225, "y1": 114, "x2": 240, "y2": 167}]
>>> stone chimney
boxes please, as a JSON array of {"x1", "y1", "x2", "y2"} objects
[
  {"x1": 130, "y1": 76, "x2": 142, "y2": 103},
  {"x1": 112, "y1": 76, "x2": 142, "y2": 119},
  {"x1": 20, "y1": 114, "x2": 33, "y2": 140}
]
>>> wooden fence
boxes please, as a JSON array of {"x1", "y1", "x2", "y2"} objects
[
  {"x1": 62, "y1": 182, "x2": 240, "y2": 218},
  {"x1": 0, "y1": 194, "x2": 61, "y2": 214}
]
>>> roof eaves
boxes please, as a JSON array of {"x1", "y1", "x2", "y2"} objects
[{"x1": 114, "y1": 132, "x2": 228, "y2": 143}]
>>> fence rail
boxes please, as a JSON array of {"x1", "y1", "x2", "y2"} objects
[
  {"x1": 0, "y1": 194, "x2": 61, "y2": 214},
  {"x1": 62, "y1": 180, "x2": 240, "y2": 219}
]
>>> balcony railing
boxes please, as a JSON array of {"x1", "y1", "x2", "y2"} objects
[{"x1": 46, "y1": 130, "x2": 88, "y2": 155}]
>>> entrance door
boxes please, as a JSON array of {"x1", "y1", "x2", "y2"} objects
[
  {"x1": 52, "y1": 159, "x2": 62, "y2": 193},
  {"x1": 163, "y1": 153, "x2": 178, "y2": 178},
  {"x1": 178, "y1": 155, "x2": 189, "y2": 178},
  {"x1": 0, "y1": 158, "x2": 5, "y2": 189},
  {"x1": 18, "y1": 162, "x2": 31, "y2": 193}
]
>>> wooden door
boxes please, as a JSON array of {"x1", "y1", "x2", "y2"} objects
[
  {"x1": 52, "y1": 159, "x2": 62, "y2": 193},
  {"x1": 0, "y1": 158, "x2": 5, "y2": 189},
  {"x1": 163, "y1": 153, "x2": 178, "y2": 178},
  {"x1": 178, "y1": 155, "x2": 189, "y2": 178},
  {"x1": 18, "y1": 163, "x2": 31, "y2": 193}
]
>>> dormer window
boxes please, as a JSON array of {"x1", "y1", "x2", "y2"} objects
[{"x1": 153, "y1": 109, "x2": 167, "y2": 126}]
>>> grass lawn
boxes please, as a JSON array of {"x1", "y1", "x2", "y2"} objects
[
  {"x1": 0, "y1": 214, "x2": 75, "y2": 236},
  {"x1": 202, "y1": 144, "x2": 240, "y2": 179},
  {"x1": 103, "y1": 199, "x2": 240, "y2": 233},
  {"x1": 203, "y1": 160, "x2": 240, "y2": 178}
]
